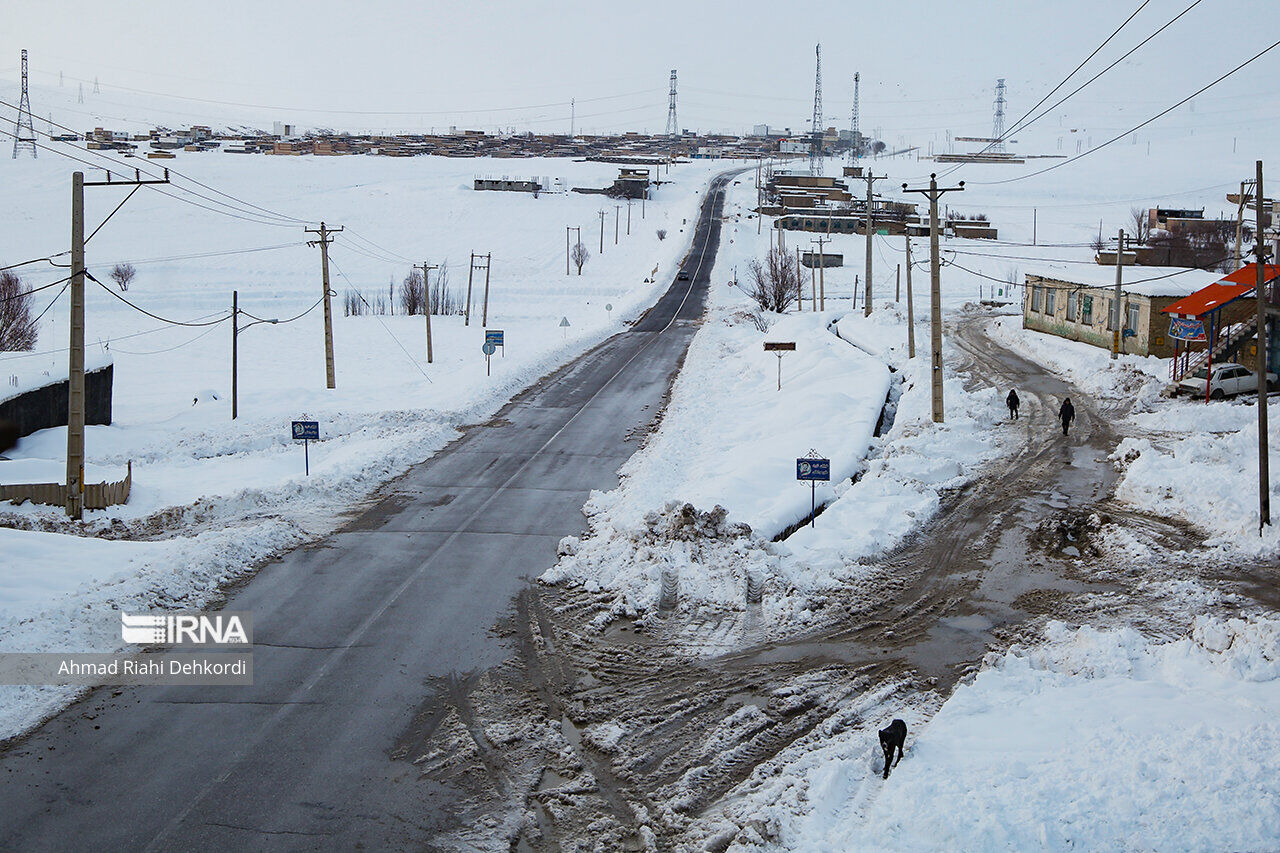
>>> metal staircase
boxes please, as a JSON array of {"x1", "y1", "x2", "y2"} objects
[{"x1": 1170, "y1": 316, "x2": 1258, "y2": 381}]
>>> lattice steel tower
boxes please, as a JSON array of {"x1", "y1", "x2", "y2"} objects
[
  {"x1": 849, "y1": 71, "x2": 861, "y2": 161},
  {"x1": 809, "y1": 44, "x2": 823, "y2": 174},
  {"x1": 991, "y1": 78, "x2": 1007, "y2": 153},
  {"x1": 665, "y1": 70, "x2": 678, "y2": 138},
  {"x1": 13, "y1": 50, "x2": 37, "y2": 159}
]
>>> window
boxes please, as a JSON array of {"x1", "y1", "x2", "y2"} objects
[
  {"x1": 1031, "y1": 286, "x2": 1043, "y2": 312},
  {"x1": 1045, "y1": 288, "x2": 1056, "y2": 314},
  {"x1": 1126, "y1": 303, "x2": 1140, "y2": 332},
  {"x1": 1107, "y1": 298, "x2": 1117, "y2": 331},
  {"x1": 1081, "y1": 296, "x2": 1093, "y2": 325},
  {"x1": 1066, "y1": 292, "x2": 1076, "y2": 321}
]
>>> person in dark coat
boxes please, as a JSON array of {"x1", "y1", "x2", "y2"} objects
[
  {"x1": 1059, "y1": 397, "x2": 1075, "y2": 436},
  {"x1": 1006, "y1": 389, "x2": 1020, "y2": 420}
]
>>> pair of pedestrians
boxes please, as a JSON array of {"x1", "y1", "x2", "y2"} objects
[{"x1": 1005, "y1": 389, "x2": 1075, "y2": 436}]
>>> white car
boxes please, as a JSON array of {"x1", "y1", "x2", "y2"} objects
[{"x1": 1178, "y1": 363, "x2": 1277, "y2": 399}]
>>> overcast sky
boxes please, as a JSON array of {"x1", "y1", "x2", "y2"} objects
[{"x1": 3, "y1": 0, "x2": 1277, "y2": 136}]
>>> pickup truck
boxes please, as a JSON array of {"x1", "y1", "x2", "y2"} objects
[{"x1": 1177, "y1": 363, "x2": 1277, "y2": 399}]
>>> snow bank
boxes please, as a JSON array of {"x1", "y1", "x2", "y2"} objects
[{"x1": 830, "y1": 617, "x2": 1280, "y2": 852}]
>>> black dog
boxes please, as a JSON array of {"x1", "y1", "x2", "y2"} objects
[{"x1": 879, "y1": 719, "x2": 906, "y2": 779}]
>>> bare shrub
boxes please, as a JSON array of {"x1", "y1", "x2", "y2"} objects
[
  {"x1": 747, "y1": 246, "x2": 801, "y2": 313},
  {"x1": 656, "y1": 229, "x2": 667, "y2": 241},
  {"x1": 0, "y1": 271, "x2": 37, "y2": 351},
  {"x1": 109, "y1": 263, "x2": 136, "y2": 292}
]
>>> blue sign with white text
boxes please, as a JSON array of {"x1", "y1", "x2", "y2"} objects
[
  {"x1": 292, "y1": 420, "x2": 319, "y2": 440},
  {"x1": 485, "y1": 329, "x2": 504, "y2": 347},
  {"x1": 796, "y1": 458, "x2": 830, "y2": 481}
]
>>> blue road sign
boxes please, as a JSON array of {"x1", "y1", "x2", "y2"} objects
[
  {"x1": 292, "y1": 420, "x2": 319, "y2": 440},
  {"x1": 482, "y1": 341, "x2": 496, "y2": 356},
  {"x1": 485, "y1": 329, "x2": 504, "y2": 347},
  {"x1": 796, "y1": 458, "x2": 830, "y2": 481}
]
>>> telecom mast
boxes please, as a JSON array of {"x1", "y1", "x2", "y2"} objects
[
  {"x1": 850, "y1": 72, "x2": 861, "y2": 160},
  {"x1": 665, "y1": 70, "x2": 678, "y2": 138},
  {"x1": 809, "y1": 44, "x2": 823, "y2": 174},
  {"x1": 13, "y1": 50, "x2": 36, "y2": 159},
  {"x1": 991, "y1": 78, "x2": 1007, "y2": 152}
]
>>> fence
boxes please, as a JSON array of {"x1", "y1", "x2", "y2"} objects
[{"x1": 0, "y1": 460, "x2": 132, "y2": 511}]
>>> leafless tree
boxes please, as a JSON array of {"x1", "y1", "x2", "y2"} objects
[
  {"x1": 747, "y1": 246, "x2": 801, "y2": 313},
  {"x1": 428, "y1": 260, "x2": 464, "y2": 315},
  {"x1": 656, "y1": 229, "x2": 667, "y2": 241},
  {"x1": 0, "y1": 271, "x2": 37, "y2": 351},
  {"x1": 571, "y1": 242, "x2": 589, "y2": 275},
  {"x1": 400, "y1": 269, "x2": 425, "y2": 315},
  {"x1": 1129, "y1": 207, "x2": 1151, "y2": 244},
  {"x1": 343, "y1": 289, "x2": 365, "y2": 317},
  {"x1": 109, "y1": 263, "x2": 136, "y2": 292}
]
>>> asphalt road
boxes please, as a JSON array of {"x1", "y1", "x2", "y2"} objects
[{"x1": 0, "y1": 170, "x2": 739, "y2": 850}]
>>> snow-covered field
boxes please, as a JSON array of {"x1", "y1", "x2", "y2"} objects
[{"x1": 0, "y1": 146, "x2": 729, "y2": 738}]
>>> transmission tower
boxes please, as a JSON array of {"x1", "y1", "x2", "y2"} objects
[
  {"x1": 665, "y1": 70, "x2": 678, "y2": 138},
  {"x1": 991, "y1": 78, "x2": 1007, "y2": 152},
  {"x1": 849, "y1": 71, "x2": 861, "y2": 161},
  {"x1": 93, "y1": 76, "x2": 100, "y2": 95},
  {"x1": 809, "y1": 44, "x2": 823, "y2": 175},
  {"x1": 12, "y1": 50, "x2": 36, "y2": 159}
]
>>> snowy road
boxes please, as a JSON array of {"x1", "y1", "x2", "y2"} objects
[{"x1": 0, "y1": 171, "x2": 741, "y2": 849}]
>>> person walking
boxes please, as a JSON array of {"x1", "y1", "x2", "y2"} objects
[
  {"x1": 1058, "y1": 397, "x2": 1075, "y2": 436},
  {"x1": 1006, "y1": 389, "x2": 1020, "y2": 420}
]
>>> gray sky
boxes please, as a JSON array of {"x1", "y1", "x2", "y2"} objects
[{"x1": 3, "y1": 0, "x2": 1276, "y2": 135}]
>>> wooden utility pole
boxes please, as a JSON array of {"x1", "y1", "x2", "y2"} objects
[
  {"x1": 1235, "y1": 179, "x2": 1255, "y2": 271},
  {"x1": 566, "y1": 226, "x2": 581, "y2": 276},
  {"x1": 626, "y1": 199, "x2": 632, "y2": 235},
  {"x1": 862, "y1": 171, "x2": 885, "y2": 316},
  {"x1": 812, "y1": 236, "x2": 829, "y2": 310},
  {"x1": 305, "y1": 221, "x2": 342, "y2": 389},
  {"x1": 905, "y1": 174, "x2": 964, "y2": 423},
  {"x1": 232, "y1": 290, "x2": 239, "y2": 420},
  {"x1": 615, "y1": 205, "x2": 620, "y2": 245},
  {"x1": 1112, "y1": 229, "x2": 1125, "y2": 359},
  {"x1": 599, "y1": 209, "x2": 606, "y2": 253},
  {"x1": 1255, "y1": 159, "x2": 1271, "y2": 530},
  {"x1": 896, "y1": 264, "x2": 900, "y2": 301},
  {"x1": 416, "y1": 262, "x2": 439, "y2": 363},
  {"x1": 905, "y1": 237, "x2": 916, "y2": 358},
  {"x1": 66, "y1": 169, "x2": 169, "y2": 519}
]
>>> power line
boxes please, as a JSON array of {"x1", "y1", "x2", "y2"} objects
[
  {"x1": 327, "y1": 254, "x2": 433, "y2": 383},
  {"x1": 976, "y1": 36, "x2": 1280, "y2": 186},
  {"x1": 91, "y1": 276, "x2": 231, "y2": 327}
]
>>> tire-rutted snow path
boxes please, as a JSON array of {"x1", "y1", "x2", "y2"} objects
[{"x1": 0, "y1": 172, "x2": 743, "y2": 851}]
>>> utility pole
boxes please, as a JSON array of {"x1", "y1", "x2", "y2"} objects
[
  {"x1": 566, "y1": 226, "x2": 580, "y2": 276},
  {"x1": 896, "y1": 264, "x2": 901, "y2": 301},
  {"x1": 480, "y1": 253, "x2": 492, "y2": 327},
  {"x1": 904, "y1": 173, "x2": 964, "y2": 423},
  {"x1": 1235, "y1": 179, "x2": 1255, "y2": 271},
  {"x1": 626, "y1": 199, "x2": 632, "y2": 235},
  {"x1": 232, "y1": 291, "x2": 278, "y2": 420},
  {"x1": 599, "y1": 209, "x2": 606, "y2": 254},
  {"x1": 812, "y1": 236, "x2": 829, "y2": 310},
  {"x1": 862, "y1": 171, "x2": 885, "y2": 316},
  {"x1": 1112, "y1": 229, "x2": 1125, "y2": 359},
  {"x1": 13, "y1": 50, "x2": 36, "y2": 159},
  {"x1": 905, "y1": 236, "x2": 916, "y2": 358},
  {"x1": 66, "y1": 169, "x2": 169, "y2": 519},
  {"x1": 416, "y1": 262, "x2": 439, "y2": 363},
  {"x1": 304, "y1": 222, "x2": 341, "y2": 389},
  {"x1": 465, "y1": 252, "x2": 475, "y2": 326},
  {"x1": 1254, "y1": 160, "x2": 1271, "y2": 531},
  {"x1": 615, "y1": 205, "x2": 620, "y2": 245}
]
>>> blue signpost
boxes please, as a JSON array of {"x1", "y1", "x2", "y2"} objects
[
  {"x1": 796, "y1": 455, "x2": 831, "y2": 528},
  {"x1": 485, "y1": 329, "x2": 504, "y2": 353},
  {"x1": 292, "y1": 421, "x2": 319, "y2": 475}
]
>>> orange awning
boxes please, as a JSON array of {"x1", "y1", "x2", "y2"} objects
[{"x1": 1160, "y1": 263, "x2": 1279, "y2": 318}]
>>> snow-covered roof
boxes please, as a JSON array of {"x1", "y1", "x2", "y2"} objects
[{"x1": 1026, "y1": 264, "x2": 1222, "y2": 298}]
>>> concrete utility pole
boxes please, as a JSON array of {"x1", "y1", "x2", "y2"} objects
[
  {"x1": 615, "y1": 205, "x2": 620, "y2": 245},
  {"x1": 812, "y1": 236, "x2": 829, "y2": 310},
  {"x1": 1235, "y1": 179, "x2": 1255, "y2": 271},
  {"x1": 416, "y1": 262, "x2": 439, "y2": 363},
  {"x1": 305, "y1": 222, "x2": 342, "y2": 389},
  {"x1": 232, "y1": 291, "x2": 278, "y2": 420},
  {"x1": 626, "y1": 198, "x2": 632, "y2": 235},
  {"x1": 565, "y1": 226, "x2": 580, "y2": 276},
  {"x1": 66, "y1": 169, "x2": 169, "y2": 519},
  {"x1": 905, "y1": 173, "x2": 964, "y2": 423},
  {"x1": 480, "y1": 253, "x2": 492, "y2": 327},
  {"x1": 599, "y1": 209, "x2": 606, "y2": 254},
  {"x1": 896, "y1": 264, "x2": 901, "y2": 301},
  {"x1": 1112, "y1": 229, "x2": 1125, "y2": 359},
  {"x1": 1254, "y1": 159, "x2": 1271, "y2": 531},
  {"x1": 905, "y1": 236, "x2": 916, "y2": 358},
  {"x1": 862, "y1": 171, "x2": 885, "y2": 317}
]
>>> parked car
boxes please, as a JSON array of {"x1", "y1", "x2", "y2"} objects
[{"x1": 1177, "y1": 363, "x2": 1277, "y2": 399}]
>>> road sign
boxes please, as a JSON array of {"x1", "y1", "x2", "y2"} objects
[
  {"x1": 764, "y1": 342, "x2": 796, "y2": 351},
  {"x1": 559, "y1": 317, "x2": 571, "y2": 328},
  {"x1": 292, "y1": 420, "x2": 319, "y2": 476},
  {"x1": 796, "y1": 458, "x2": 830, "y2": 481},
  {"x1": 485, "y1": 329, "x2": 504, "y2": 347},
  {"x1": 292, "y1": 421, "x2": 319, "y2": 440},
  {"x1": 482, "y1": 341, "x2": 496, "y2": 356}
]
